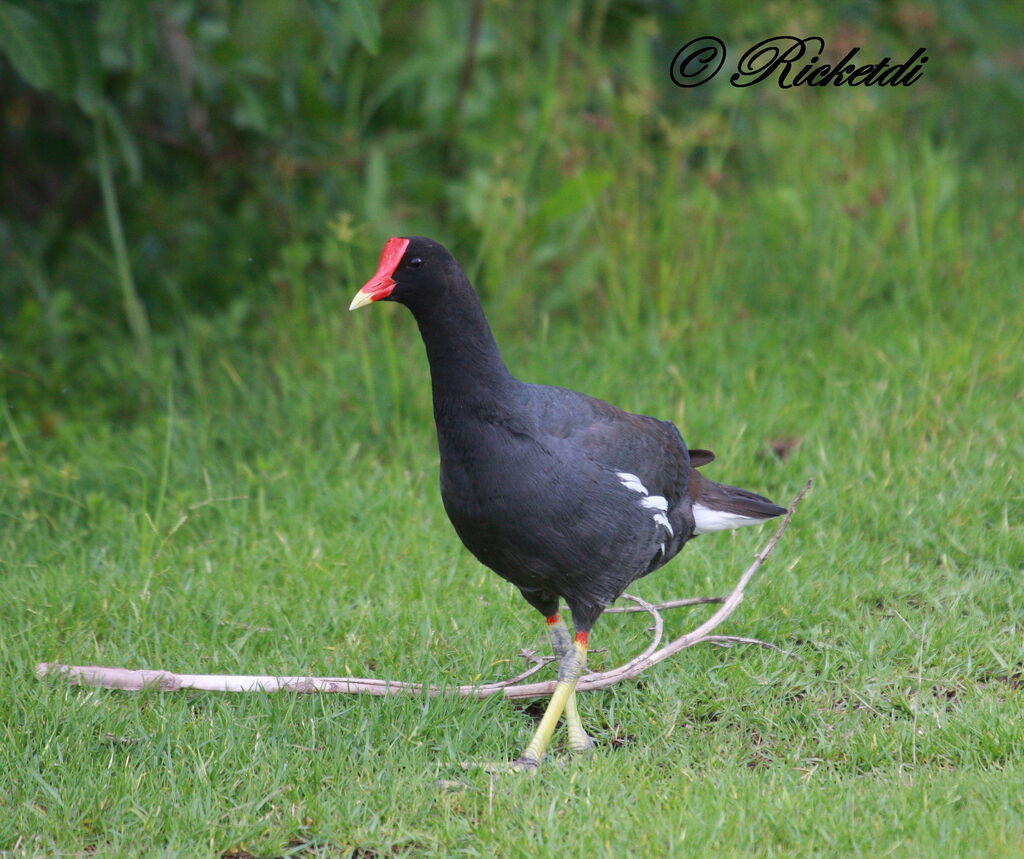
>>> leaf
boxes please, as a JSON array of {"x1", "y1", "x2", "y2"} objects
[
  {"x1": 0, "y1": 0, "x2": 66, "y2": 93},
  {"x1": 64, "y1": 3, "x2": 103, "y2": 116},
  {"x1": 308, "y1": 0, "x2": 352, "y2": 72},
  {"x1": 363, "y1": 147, "x2": 388, "y2": 226},
  {"x1": 102, "y1": 101, "x2": 142, "y2": 185},
  {"x1": 339, "y1": 0, "x2": 380, "y2": 56},
  {"x1": 528, "y1": 169, "x2": 614, "y2": 226},
  {"x1": 232, "y1": 82, "x2": 271, "y2": 133},
  {"x1": 98, "y1": 0, "x2": 152, "y2": 74}
]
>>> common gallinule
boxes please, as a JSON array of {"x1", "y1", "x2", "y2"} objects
[{"x1": 350, "y1": 236, "x2": 786, "y2": 769}]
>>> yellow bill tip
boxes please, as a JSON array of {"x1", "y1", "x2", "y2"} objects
[{"x1": 349, "y1": 290, "x2": 375, "y2": 311}]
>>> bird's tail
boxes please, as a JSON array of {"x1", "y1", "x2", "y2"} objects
[{"x1": 691, "y1": 476, "x2": 787, "y2": 535}]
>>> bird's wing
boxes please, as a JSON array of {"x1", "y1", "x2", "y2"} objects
[{"x1": 534, "y1": 387, "x2": 692, "y2": 507}]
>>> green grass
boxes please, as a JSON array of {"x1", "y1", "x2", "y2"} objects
[{"x1": 4, "y1": 66, "x2": 1024, "y2": 859}]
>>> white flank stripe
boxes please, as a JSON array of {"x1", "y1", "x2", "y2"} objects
[
  {"x1": 692, "y1": 503, "x2": 764, "y2": 535},
  {"x1": 652, "y1": 513, "x2": 674, "y2": 536},
  {"x1": 641, "y1": 495, "x2": 668, "y2": 513},
  {"x1": 616, "y1": 472, "x2": 675, "y2": 540},
  {"x1": 616, "y1": 472, "x2": 648, "y2": 494}
]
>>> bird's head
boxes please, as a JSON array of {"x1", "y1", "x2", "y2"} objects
[{"x1": 349, "y1": 236, "x2": 459, "y2": 312}]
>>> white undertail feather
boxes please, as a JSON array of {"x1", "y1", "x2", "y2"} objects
[{"x1": 692, "y1": 503, "x2": 769, "y2": 535}]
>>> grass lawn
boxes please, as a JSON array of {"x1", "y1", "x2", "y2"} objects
[{"x1": 3, "y1": 86, "x2": 1023, "y2": 856}]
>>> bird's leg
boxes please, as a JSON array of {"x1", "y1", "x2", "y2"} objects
[
  {"x1": 515, "y1": 623, "x2": 589, "y2": 770},
  {"x1": 546, "y1": 615, "x2": 595, "y2": 754}
]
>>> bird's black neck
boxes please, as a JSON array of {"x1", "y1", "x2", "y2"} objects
[{"x1": 404, "y1": 275, "x2": 516, "y2": 404}]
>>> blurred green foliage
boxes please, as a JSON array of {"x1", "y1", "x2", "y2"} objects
[{"x1": 1, "y1": 0, "x2": 1022, "y2": 418}]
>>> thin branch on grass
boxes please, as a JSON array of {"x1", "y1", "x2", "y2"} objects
[
  {"x1": 604, "y1": 595, "x2": 725, "y2": 613},
  {"x1": 701, "y1": 635, "x2": 800, "y2": 659},
  {"x1": 37, "y1": 480, "x2": 811, "y2": 699}
]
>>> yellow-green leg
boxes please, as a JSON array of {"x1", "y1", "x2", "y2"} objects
[{"x1": 514, "y1": 619, "x2": 590, "y2": 770}]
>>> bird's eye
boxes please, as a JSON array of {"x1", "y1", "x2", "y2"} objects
[{"x1": 409, "y1": 257, "x2": 423, "y2": 269}]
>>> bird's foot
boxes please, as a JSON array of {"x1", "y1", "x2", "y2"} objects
[
  {"x1": 511, "y1": 755, "x2": 541, "y2": 772},
  {"x1": 566, "y1": 728, "x2": 596, "y2": 754}
]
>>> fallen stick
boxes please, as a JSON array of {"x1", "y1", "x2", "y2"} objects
[{"x1": 37, "y1": 480, "x2": 811, "y2": 700}]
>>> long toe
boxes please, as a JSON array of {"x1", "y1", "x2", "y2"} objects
[
  {"x1": 462, "y1": 759, "x2": 540, "y2": 775},
  {"x1": 511, "y1": 756, "x2": 541, "y2": 772}
]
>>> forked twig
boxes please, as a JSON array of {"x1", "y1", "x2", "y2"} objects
[{"x1": 37, "y1": 480, "x2": 811, "y2": 699}]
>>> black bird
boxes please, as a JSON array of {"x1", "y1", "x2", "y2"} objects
[{"x1": 350, "y1": 237, "x2": 786, "y2": 769}]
